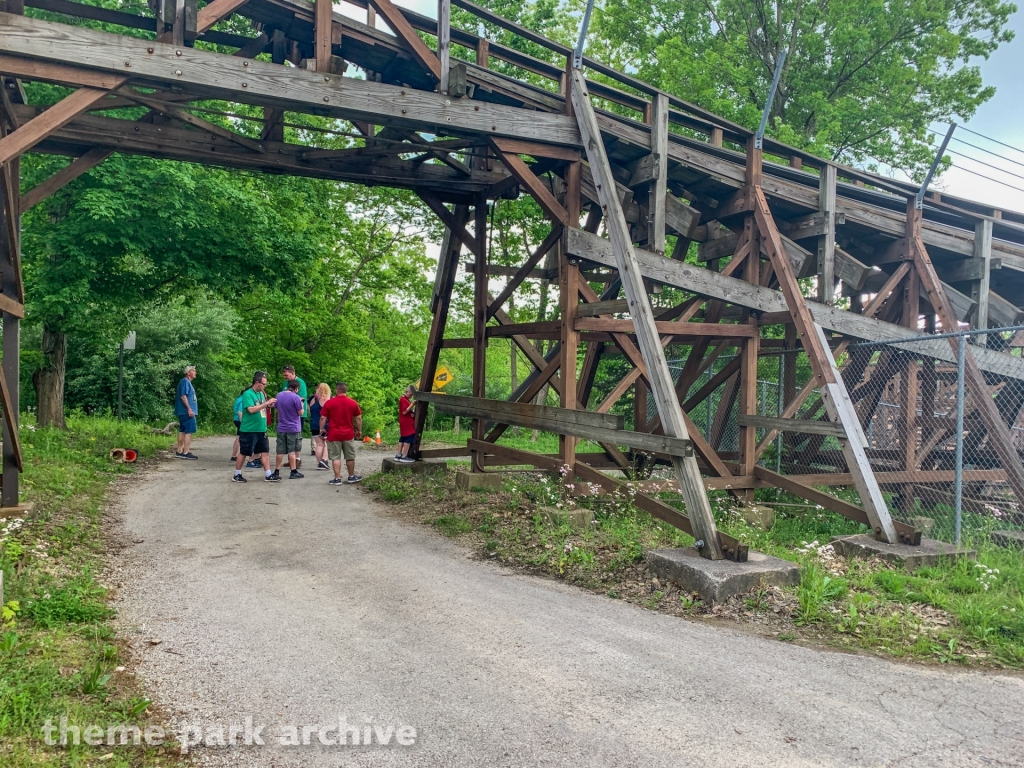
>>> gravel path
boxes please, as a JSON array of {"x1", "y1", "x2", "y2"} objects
[{"x1": 110, "y1": 436, "x2": 1024, "y2": 767}]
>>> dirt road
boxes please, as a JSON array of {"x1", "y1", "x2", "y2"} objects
[{"x1": 111, "y1": 437, "x2": 1024, "y2": 767}]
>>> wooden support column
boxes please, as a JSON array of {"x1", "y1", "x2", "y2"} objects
[
  {"x1": 437, "y1": 0, "x2": 450, "y2": 95},
  {"x1": 412, "y1": 204, "x2": 468, "y2": 458},
  {"x1": 971, "y1": 219, "x2": 993, "y2": 346},
  {"x1": 646, "y1": 93, "x2": 668, "y2": 256},
  {"x1": 817, "y1": 164, "x2": 837, "y2": 304},
  {"x1": 262, "y1": 30, "x2": 287, "y2": 141},
  {"x1": 570, "y1": 69, "x2": 726, "y2": 561},
  {"x1": 737, "y1": 213, "x2": 759, "y2": 502},
  {"x1": 560, "y1": 86, "x2": 581, "y2": 471},
  {"x1": 315, "y1": 0, "x2": 332, "y2": 72},
  {"x1": 471, "y1": 196, "x2": 488, "y2": 472}
]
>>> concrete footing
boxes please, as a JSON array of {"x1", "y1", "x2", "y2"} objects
[
  {"x1": 381, "y1": 457, "x2": 447, "y2": 475},
  {"x1": 831, "y1": 534, "x2": 975, "y2": 571},
  {"x1": 991, "y1": 530, "x2": 1024, "y2": 550},
  {"x1": 538, "y1": 505, "x2": 594, "y2": 529},
  {"x1": 740, "y1": 504, "x2": 774, "y2": 530},
  {"x1": 646, "y1": 547, "x2": 800, "y2": 604},
  {"x1": 455, "y1": 471, "x2": 502, "y2": 492}
]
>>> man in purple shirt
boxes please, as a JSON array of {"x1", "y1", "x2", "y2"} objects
[{"x1": 272, "y1": 379, "x2": 306, "y2": 480}]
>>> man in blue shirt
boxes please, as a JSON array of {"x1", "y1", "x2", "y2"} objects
[{"x1": 175, "y1": 365, "x2": 198, "y2": 460}]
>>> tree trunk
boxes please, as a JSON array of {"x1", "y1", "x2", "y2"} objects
[{"x1": 33, "y1": 322, "x2": 67, "y2": 429}]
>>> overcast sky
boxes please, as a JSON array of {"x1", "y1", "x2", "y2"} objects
[{"x1": 342, "y1": 1, "x2": 1024, "y2": 215}]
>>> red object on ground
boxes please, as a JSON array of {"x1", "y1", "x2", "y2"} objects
[{"x1": 124, "y1": 449, "x2": 138, "y2": 463}]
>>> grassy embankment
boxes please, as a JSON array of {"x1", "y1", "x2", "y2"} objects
[
  {"x1": 1, "y1": 415, "x2": 184, "y2": 767},
  {"x1": 367, "y1": 429, "x2": 1024, "y2": 669}
]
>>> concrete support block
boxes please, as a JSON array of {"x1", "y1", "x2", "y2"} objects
[
  {"x1": 381, "y1": 458, "x2": 447, "y2": 475},
  {"x1": 646, "y1": 548, "x2": 800, "y2": 604},
  {"x1": 740, "y1": 504, "x2": 774, "y2": 530},
  {"x1": 831, "y1": 534, "x2": 975, "y2": 571},
  {"x1": 911, "y1": 516, "x2": 935, "y2": 537},
  {"x1": 538, "y1": 505, "x2": 594, "y2": 529},
  {"x1": 455, "y1": 471, "x2": 502, "y2": 492},
  {"x1": 991, "y1": 530, "x2": 1024, "y2": 550}
]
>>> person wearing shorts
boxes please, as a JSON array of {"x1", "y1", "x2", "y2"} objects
[
  {"x1": 272, "y1": 379, "x2": 305, "y2": 480},
  {"x1": 319, "y1": 382, "x2": 363, "y2": 485},
  {"x1": 175, "y1": 365, "x2": 198, "y2": 459},
  {"x1": 395, "y1": 384, "x2": 417, "y2": 463},
  {"x1": 231, "y1": 388, "x2": 245, "y2": 462},
  {"x1": 233, "y1": 371, "x2": 278, "y2": 483}
]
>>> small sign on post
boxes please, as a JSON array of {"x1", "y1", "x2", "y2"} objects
[{"x1": 432, "y1": 366, "x2": 453, "y2": 390}]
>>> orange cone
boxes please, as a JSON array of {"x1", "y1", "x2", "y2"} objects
[
  {"x1": 363, "y1": 435, "x2": 372, "y2": 443},
  {"x1": 375, "y1": 430, "x2": 382, "y2": 445}
]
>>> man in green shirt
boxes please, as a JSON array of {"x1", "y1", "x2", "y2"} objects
[
  {"x1": 282, "y1": 365, "x2": 309, "y2": 456},
  {"x1": 233, "y1": 371, "x2": 278, "y2": 483}
]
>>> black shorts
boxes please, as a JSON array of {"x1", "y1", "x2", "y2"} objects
[
  {"x1": 398, "y1": 434, "x2": 416, "y2": 444},
  {"x1": 234, "y1": 420, "x2": 241, "y2": 436},
  {"x1": 239, "y1": 431, "x2": 269, "y2": 457}
]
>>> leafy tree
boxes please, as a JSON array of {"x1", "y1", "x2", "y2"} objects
[{"x1": 591, "y1": 0, "x2": 1015, "y2": 176}]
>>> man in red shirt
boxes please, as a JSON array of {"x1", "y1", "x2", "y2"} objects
[
  {"x1": 395, "y1": 384, "x2": 417, "y2": 463},
  {"x1": 319, "y1": 382, "x2": 363, "y2": 485}
]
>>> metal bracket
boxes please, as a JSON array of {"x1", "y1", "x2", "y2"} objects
[
  {"x1": 754, "y1": 49, "x2": 787, "y2": 150},
  {"x1": 916, "y1": 123, "x2": 956, "y2": 210}
]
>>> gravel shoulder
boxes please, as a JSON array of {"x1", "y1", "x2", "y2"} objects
[{"x1": 109, "y1": 437, "x2": 1024, "y2": 767}]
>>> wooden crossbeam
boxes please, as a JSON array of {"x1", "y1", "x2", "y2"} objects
[
  {"x1": 737, "y1": 414, "x2": 846, "y2": 438},
  {"x1": 366, "y1": 0, "x2": 442, "y2": 81},
  {"x1": 120, "y1": 93, "x2": 265, "y2": 153},
  {"x1": 418, "y1": 392, "x2": 622, "y2": 431},
  {"x1": 0, "y1": 86, "x2": 109, "y2": 165},
  {"x1": 20, "y1": 146, "x2": 112, "y2": 211},
  {"x1": 490, "y1": 141, "x2": 570, "y2": 227},
  {"x1": 417, "y1": 191, "x2": 482, "y2": 258},
  {"x1": 486, "y1": 225, "x2": 561, "y2": 319}
]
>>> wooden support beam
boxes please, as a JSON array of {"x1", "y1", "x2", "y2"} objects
[
  {"x1": 486, "y1": 225, "x2": 561, "y2": 319},
  {"x1": 564, "y1": 228, "x2": 1024, "y2": 380},
  {"x1": 121, "y1": 93, "x2": 265, "y2": 153},
  {"x1": 472, "y1": 196, "x2": 487, "y2": 470},
  {"x1": 490, "y1": 141, "x2": 569, "y2": 227},
  {"x1": 437, "y1": 0, "x2": 450, "y2": 94},
  {"x1": 315, "y1": 0, "x2": 332, "y2": 73},
  {"x1": 0, "y1": 86, "x2": 110, "y2": 165},
  {"x1": 646, "y1": 92, "x2": 668, "y2": 256},
  {"x1": 418, "y1": 191, "x2": 482, "y2": 258},
  {"x1": 195, "y1": 0, "x2": 250, "y2": 32},
  {"x1": 561, "y1": 153, "x2": 581, "y2": 470},
  {"x1": 737, "y1": 414, "x2": 846, "y2": 437},
  {"x1": 971, "y1": 219, "x2": 993, "y2": 345},
  {"x1": 419, "y1": 392, "x2": 622, "y2": 431},
  {"x1": 817, "y1": 164, "x2": 837, "y2": 304},
  {"x1": 910, "y1": 234, "x2": 1024, "y2": 508},
  {"x1": 753, "y1": 186, "x2": 898, "y2": 544},
  {"x1": 570, "y1": 68, "x2": 724, "y2": 560},
  {"x1": 366, "y1": 0, "x2": 442, "y2": 81},
  {"x1": 573, "y1": 318, "x2": 755, "y2": 338},
  {"x1": 20, "y1": 146, "x2": 111, "y2": 211}
]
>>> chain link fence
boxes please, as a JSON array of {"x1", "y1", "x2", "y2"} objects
[{"x1": 667, "y1": 326, "x2": 1024, "y2": 545}]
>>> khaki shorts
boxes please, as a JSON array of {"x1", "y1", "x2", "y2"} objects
[
  {"x1": 327, "y1": 440, "x2": 356, "y2": 462},
  {"x1": 276, "y1": 431, "x2": 302, "y2": 455}
]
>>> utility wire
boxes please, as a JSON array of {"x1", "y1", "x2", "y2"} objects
[
  {"x1": 949, "y1": 136, "x2": 1024, "y2": 169},
  {"x1": 955, "y1": 123, "x2": 1024, "y2": 157},
  {"x1": 945, "y1": 148, "x2": 1024, "y2": 183}
]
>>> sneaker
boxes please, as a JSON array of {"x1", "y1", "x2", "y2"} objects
[
  {"x1": 316, "y1": 460, "x2": 329, "y2": 471},
  {"x1": 232, "y1": 474, "x2": 247, "y2": 483},
  {"x1": 328, "y1": 478, "x2": 344, "y2": 486},
  {"x1": 346, "y1": 475, "x2": 363, "y2": 484},
  {"x1": 245, "y1": 460, "x2": 262, "y2": 469},
  {"x1": 265, "y1": 473, "x2": 281, "y2": 483},
  {"x1": 310, "y1": 449, "x2": 317, "y2": 457},
  {"x1": 289, "y1": 470, "x2": 304, "y2": 479},
  {"x1": 398, "y1": 457, "x2": 415, "y2": 464},
  {"x1": 175, "y1": 452, "x2": 188, "y2": 459},
  {"x1": 394, "y1": 454, "x2": 403, "y2": 461},
  {"x1": 182, "y1": 452, "x2": 198, "y2": 460}
]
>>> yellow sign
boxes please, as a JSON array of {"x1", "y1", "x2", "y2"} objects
[{"x1": 432, "y1": 367, "x2": 453, "y2": 389}]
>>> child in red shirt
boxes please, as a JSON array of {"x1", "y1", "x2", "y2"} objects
[{"x1": 396, "y1": 385, "x2": 417, "y2": 463}]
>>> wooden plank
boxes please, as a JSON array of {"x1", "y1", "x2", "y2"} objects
[
  {"x1": 472, "y1": 197, "x2": 487, "y2": 467},
  {"x1": 195, "y1": 0, "x2": 250, "y2": 32},
  {"x1": 0, "y1": 14, "x2": 582, "y2": 146},
  {"x1": 418, "y1": 446, "x2": 470, "y2": 458},
  {"x1": 574, "y1": 318, "x2": 755, "y2": 338},
  {"x1": 575, "y1": 299, "x2": 629, "y2": 318},
  {"x1": 366, "y1": 0, "x2": 441, "y2": 81},
  {"x1": 0, "y1": 365, "x2": 20, "y2": 471},
  {"x1": 737, "y1": 414, "x2": 846, "y2": 437},
  {"x1": 570, "y1": 69, "x2": 724, "y2": 561},
  {"x1": 565, "y1": 228, "x2": 1024, "y2": 380},
  {"x1": 0, "y1": 85, "x2": 110, "y2": 165},
  {"x1": 418, "y1": 191, "x2": 482, "y2": 258},
  {"x1": 491, "y1": 136, "x2": 579, "y2": 162},
  {"x1": 122, "y1": 93, "x2": 265, "y2": 153},
  {"x1": 315, "y1": 0, "x2": 332, "y2": 73},
  {"x1": 418, "y1": 392, "x2": 626, "y2": 431}
]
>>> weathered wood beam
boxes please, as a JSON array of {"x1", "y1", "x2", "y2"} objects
[
  {"x1": 570, "y1": 68, "x2": 725, "y2": 560},
  {"x1": 817, "y1": 163, "x2": 837, "y2": 303},
  {"x1": 20, "y1": 146, "x2": 112, "y2": 210},
  {"x1": 366, "y1": 0, "x2": 441, "y2": 81},
  {"x1": 971, "y1": 219, "x2": 993, "y2": 345},
  {"x1": 736, "y1": 414, "x2": 846, "y2": 437},
  {"x1": 646, "y1": 92, "x2": 668, "y2": 255}
]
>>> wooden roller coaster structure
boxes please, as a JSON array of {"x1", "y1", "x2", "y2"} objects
[{"x1": 0, "y1": 0, "x2": 1023, "y2": 559}]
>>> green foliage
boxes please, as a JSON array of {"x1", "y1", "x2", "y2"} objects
[
  {"x1": 432, "y1": 515, "x2": 474, "y2": 537},
  {"x1": 21, "y1": 577, "x2": 113, "y2": 629},
  {"x1": 590, "y1": 0, "x2": 1016, "y2": 176}
]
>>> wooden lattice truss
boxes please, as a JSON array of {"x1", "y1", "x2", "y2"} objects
[{"x1": 0, "y1": 0, "x2": 1022, "y2": 554}]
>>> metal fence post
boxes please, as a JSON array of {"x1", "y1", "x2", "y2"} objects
[
  {"x1": 954, "y1": 332, "x2": 967, "y2": 545},
  {"x1": 776, "y1": 355, "x2": 783, "y2": 473}
]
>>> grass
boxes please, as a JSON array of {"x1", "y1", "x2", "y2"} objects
[
  {"x1": 0, "y1": 414, "x2": 183, "y2": 767},
  {"x1": 364, "y1": 465, "x2": 1024, "y2": 669}
]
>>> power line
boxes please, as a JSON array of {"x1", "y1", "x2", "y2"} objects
[
  {"x1": 949, "y1": 123, "x2": 1024, "y2": 158},
  {"x1": 946, "y1": 161, "x2": 1024, "y2": 195},
  {"x1": 949, "y1": 136, "x2": 1024, "y2": 170},
  {"x1": 945, "y1": 148, "x2": 1024, "y2": 183}
]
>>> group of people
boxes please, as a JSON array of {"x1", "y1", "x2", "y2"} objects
[{"x1": 174, "y1": 364, "x2": 419, "y2": 486}]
